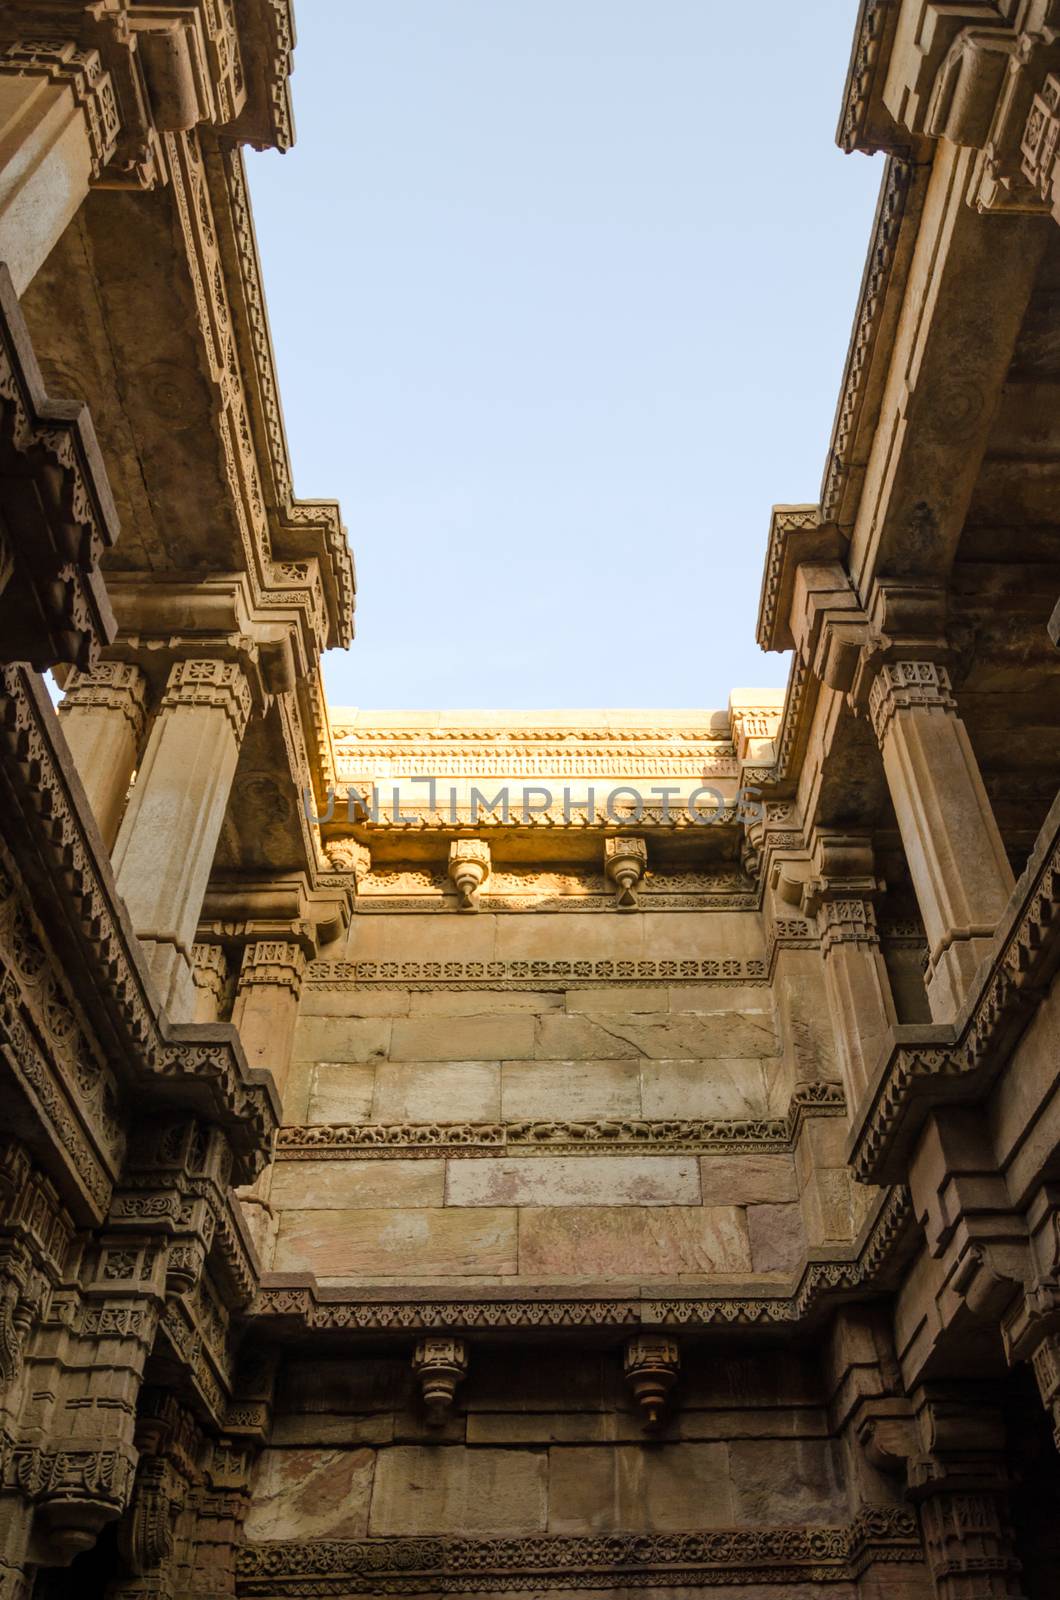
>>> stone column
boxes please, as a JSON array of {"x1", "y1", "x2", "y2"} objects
[
  {"x1": 230, "y1": 940, "x2": 306, "y2": 1105},
  {"x1": 58, "y1": 663, "x2": 147, "y2": 852},
  {"x1": 191, "y1": 944, "x2": 229, "y2": 1025},
  {"x1": 803, "y1": 832, "x2": 897, "y2": 1113},
  {"x1": 0, "y1": 42, "x2": 119, "y2": 295},
  {"x1": 868, "y1": 662, "x2": 1014, "y2": 1021},
  {"x1": 112, "y1": 661, "x2": 252, "y2": 1022}
]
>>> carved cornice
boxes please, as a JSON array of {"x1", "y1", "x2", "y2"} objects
[
  {"x1": 820, "y1": 156, "x2": 913, "y2": 525},
  {"x1": 0, "y1": 266, "x2": 118, "y2": 673},
  {"x1": 274, "y1": 1087, "x2": 847, "y2": 1162},
  {"x1": 304, "y1": 953, "x2": 769, "y2": 991},
  {"x1": 837, "y1": 0, "x2": 901, "y2": 154},
  {"x1": 850, "y1": 793, "x2": 1060, "y2": 1184},
  {"x1": 237, "y1": 1509, "x2": 923, "y2": 1594},
  {"x1": 161, "y1": 659, "x2": 253, "y2": 741},
  {"x1": 251, "y1": 1187, "x2": 912, "y2": 1333}
]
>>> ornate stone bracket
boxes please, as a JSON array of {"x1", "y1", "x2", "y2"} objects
[
  {"x1": 604, "y1": 836, "x2": 647, "y2": 909},
  {"x1": 448, "y1": 839, "x2": 490, "y2": 911},
  {"x1": 622, "y1": 1335, "x2": 680, "y2": 1430},
  {"x1": 412, "y1": 1337, "x2": 468, "y2": 1427}
]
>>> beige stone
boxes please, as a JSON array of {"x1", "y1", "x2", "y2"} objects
[
  {"x1": 390, "y1": 1014, "x2": 535, "y2": 1061},
  {"x1": 728, "y1": 1439, "x2": 845, "y2": 1524},
  {"x1": 0, "y1": 70, "x2": 96, "y2": 296},
  {"x1": 746, "y1": 1202, "x2": 806, "y2": 1273},
  {"x1": 412, "y1": 990, "x2": 564, "y2": 1014},
  {"x1": 547, "y1": 1444, "x2": 733, "y2": 1533},
  {"x1": 369, "y1": 1446, "x2": 547, "y2": 1535},
  {"x1": 518, "y1": 1206, "x2": 752, "y2": 1276},
  {"x1": 305, "y1": 1062, "x2": 378, "y2": 1124},
  {"x1": 501, "y1": 1059, "x2": 643, "y2": 1120},
  {"x1": 640, "y1": 1060, "x2": 775, "y2": 1120},
  {"x1": 445, "y1": 1156, "x2": 701, "y2": 1208},
  {"x1": 292, "y1": 1015, "x2": 392, "y2": 1063},
  {"x1": 370, "y1": 1061, "x2": 501, "y2": 1122},
  {"x1": 244, "y1": 1448, "x2": 375, "y2": 1541},
  {"x1": 273, "y1": 1207, "x2": 518, "y2": 1277},
  {"x1": 699, "y1": 1154, "x2": 798, "y2": 1205},
  {"x1": 271, "y1": 1158, "x2": 445, "y2": 1209}
]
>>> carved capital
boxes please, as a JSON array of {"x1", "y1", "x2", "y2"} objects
[
  {"x1": 623, "y1": 1335, "x2": 680, "y2": 1431},
  {"x1": 448, "y1": 839, "x2": 491, "y2": 911},
  {"x1": 604, "y1": 836, "x2": 648, "y2": 910},
  {"x1": 236, "y1": 940, "x2": 306, "y2": 999},
  {"x1": 868, "y1": 661, "x2": 957, "y2": 746},
  {"x1": 0, "y1": 39, "x2": 120, "y2": 179},
  {"x1": 59, "y1": 661, "x2": 147, "y2": 740},
  {"x1": 326, "y1": 838, "x2": 372, "y2": 886},
  {"x1": 412, "y1": 1337, "x2": 469, "y2": 1426},
  {"x1": 160, "y1": 659, "x2": 252, "y2": 741},
  {"x1": 191, "y1": 943, "x2": 229, "y2": 1007},
  {"x1": 1023, "y1": 74, "x2": 1060, "y2": 223}
]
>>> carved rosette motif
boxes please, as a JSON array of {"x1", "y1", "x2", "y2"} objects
[
  {"x1": 161, "y1": 659, "x2": 252, "y2": 741},
  {"x1": 868, "y1": 661, "x2": 957, "y2": 746}
]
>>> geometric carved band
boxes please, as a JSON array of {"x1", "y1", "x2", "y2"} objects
[
  {"x1": 868, "y1": 661, "x2": 956, "y2": 746},
  {"x1": 237, "y1": 941, "x2": 306, "y2": 997},
  {"x1": 58, "y1": 661, "x2": 147, "y2": 739},
  {"x1": 1022, "y1": 74, "x2": 1060, "y2": 223},
  {"x1": 161, "y1": 659, "x2": 252, "y2": 741},
  {"x1": 235, "y1": 1509, "x2": 924, "y2": 1593},
  {"x1": 818, "y1": 897, "x2": 880, "y2": 955},
  {"x1": 1, "y1": 41, "x2": 120, "y2": 180}
]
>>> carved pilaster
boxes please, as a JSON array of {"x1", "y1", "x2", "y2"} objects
[
  {"x1": 113, "y1": 659, "x2": 253, "y2": 1019},
  {"x1": 864, "y1": 658, "x2": 1013, "y2": 1021},
  {"x1": 191, "y1": 945, "x2": 229, "y2": 1025},
  {"x1": 59, "y1": 662, "x2": 148, "y2": 850}
]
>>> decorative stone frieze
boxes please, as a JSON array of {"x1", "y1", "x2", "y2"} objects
[
  {"x1": 623, "y1": 1335, "x2": 680, "y2": 1430},
  {"x1": 603, "y1": 835, "x2": 647, "y2": 909},
  {"x1": 447, "y1": 839, "x2": 490, "y2": 910},
  {"x1": 235, "y1": 1511, "x2": 925, "y2": 1593},
  {"x1": 412, "y1": 1337, "x2": 469, "y2": 1426},
  {"x1": 1023, "y1": 73, "x2": 1060, "y2": 222}
]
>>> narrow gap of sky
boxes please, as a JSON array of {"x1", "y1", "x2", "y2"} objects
[{"x1": 247, "y1": 0, "x2": 883, "y2": 710}]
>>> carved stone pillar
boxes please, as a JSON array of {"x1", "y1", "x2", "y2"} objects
[
  {"x1": 868, "y1": 663, "x2": 1014, "y2": 1021},
  {"x1": 803, "y1": 832, "x2": 897, "y2": 1111},
  {"x1": 230, "y1": 941, "x2": 306, "y2": 1107},
  {"x1": 58, "y1": 663, "x2": 147, "y2": 851},
  {"x1": 112, "y1": 661, "x2": 252, "y2": 1021},
  {"x1": 907, "y1": 1390, "x2": 1026, "y2": 1600},
  {"x1": 191, "y1": 945, "x2": 229, "y2": 1026},
  {"x1": 0, "y1": 42, "x2": 120, "y2": 294}
]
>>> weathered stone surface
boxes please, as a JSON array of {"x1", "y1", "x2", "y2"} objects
[
  {"x1": 293, "y1": 1015, "x2": 392, "y2": 1063},
  {"x1": 518, "y1": 1206, "x2": 752, "y2": 1276},
  {"x1": 699, "y1": 1154, "x2": 798, "y2": 1204},
  {"x1": 244, "y1": 1448, "x2": 375, "y2": 1540},
  {"x1": 501, "y1": 1059, "x2": 643, "y2": 1119},
  {"x1": 271, "y1": 1158, "x2": 446, "y2": 1209},
  {"x1": 370, "y1": 1061, "x2": 501, "y2": 1122},
  {"x1": 445, "y1": 1156, "x2": 701, "y2": 1207},
  {"x1": 274, "y1": 1207, "x2": 518, "y2": 1276},
  {"x1": 304, "y1": 1061, "x2": 377, "y2": 1123},
  {"x1": 390, "y1": 1014, "x2": 535, "y2": 1061},
  {"x1": 547, "y1": 1444, "x2": 733, "y2": 1532},
  {"x1": 640, "y1": 1060, "x2": 776, "y2": 1119},
  {"x1": 746, "y1": 1202, "x2": 806, "y2": 1273},
  {"x1": 368, "y1": 1446, "x2": 547, "y2": 1535},
  {"x1": 412, "y1": 990, "x2": 564, "y2": 1014},
  {"x1": 533, "y1": 1013, "x2": 643, "y2": 1060},
  {"x1": 728, "y1": 1439, "x2": 845, "y2": 1524}
]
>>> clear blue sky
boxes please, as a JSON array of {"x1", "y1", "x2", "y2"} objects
[{"x1": 247, "y1": 1, "x2": 883, "y2": 709}]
